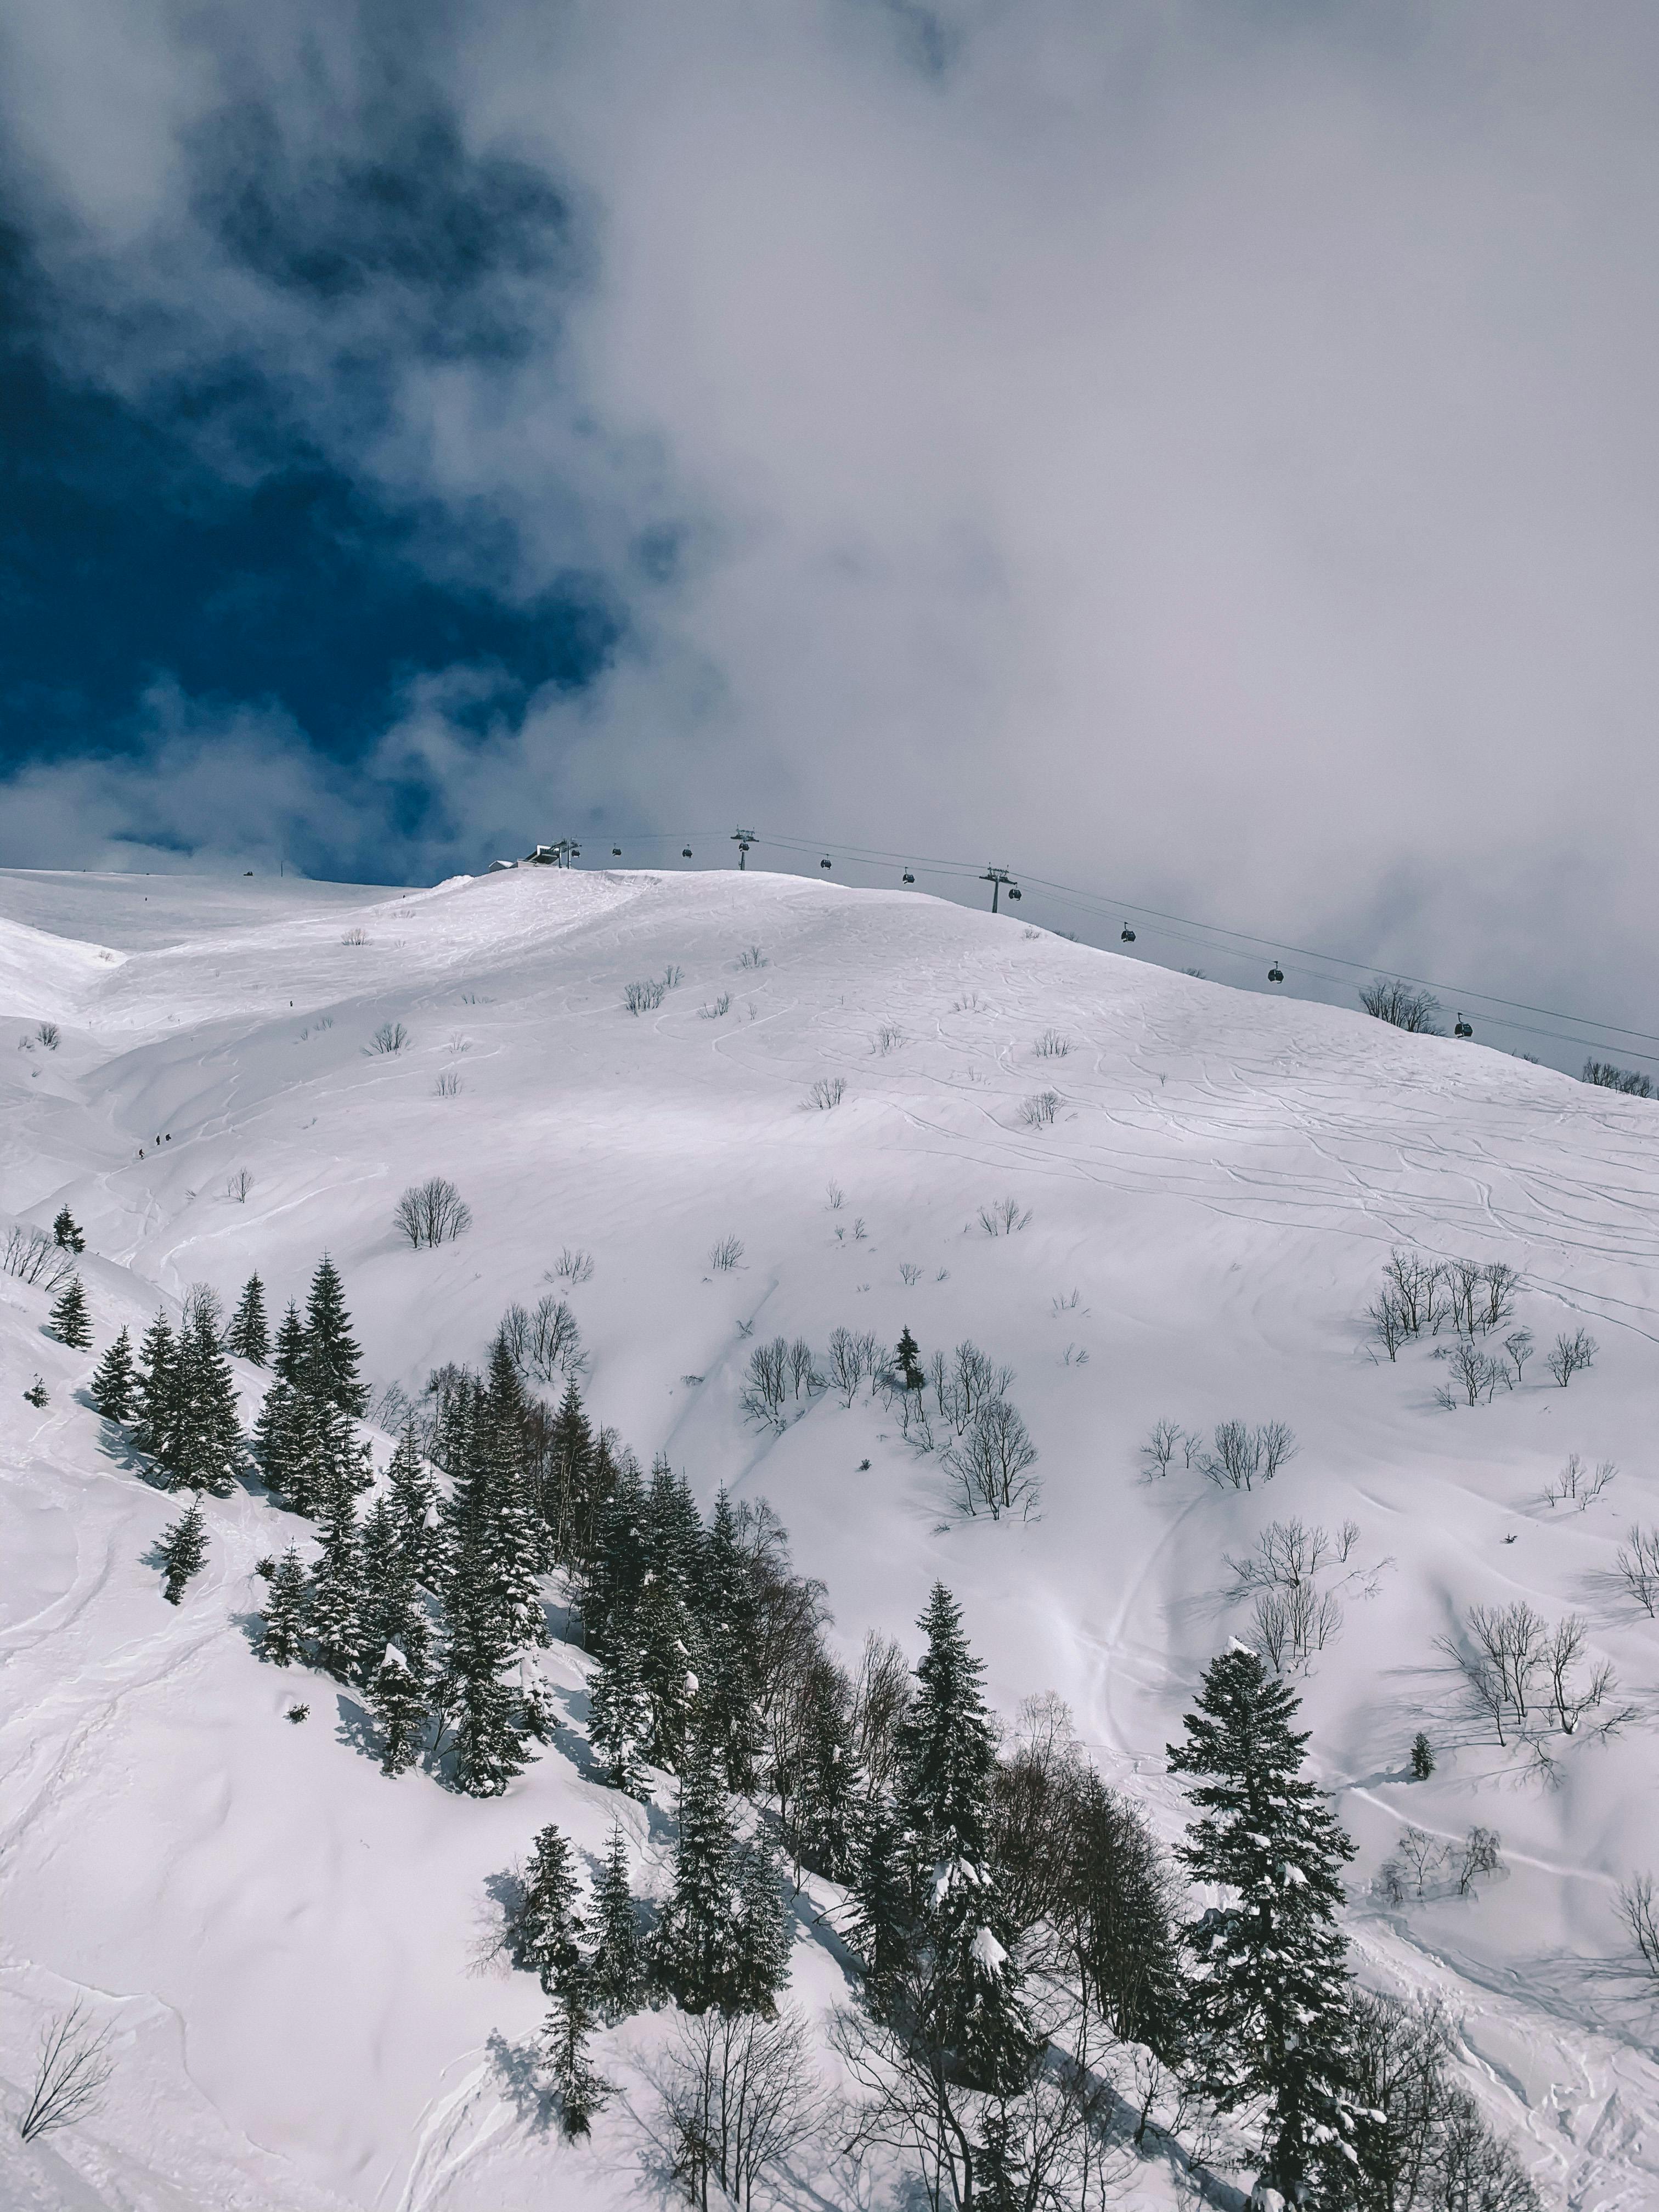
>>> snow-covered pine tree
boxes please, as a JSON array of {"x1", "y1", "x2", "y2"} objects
[
  {"x1": 261, "y1": 1547, "x2": 309, "y2": 1665},
  {"x1": 133, "y1": 1312, "x2": 179, "y2": 1460},
  {"x1": 271, "y1": 1298, "x2": 308, "y2": 1386},
  {"x1": 788, "y1": 1651, "x2": 861, "y2": 1879},
  {"x1": 518, "y1": 1821, "x2": 587, "y2": 1994},
  {"x1": 891, "y1": 1583, "x2": 1033, "y2": 2094},
  {"x1": 253, "y1": 1304, "x2": 318, "y2": 1511},
  {"x1": 90, "y1": 1325, "x2": 136, "y2": 1422},
  {"x1": 637, "y1": 1564, "x2": 701, "y2": 1773},
  {"x1": 849, "y1": 1804, "x2": 910, "y2": 2010},
  {"x1": 369, "y1": 1641, "x2": 430, "y2": 1776},
  {"x1": 301, "y1": 1255, "x2": 369, "y2": 1416},
  {"x1": 170, "y1": 1310, "x2": 244, "y2": 1496},
  {"x1": 1166, "y1": 1645, "x2": 1358, "y2": 2205},
  {"x1": 731, "y1": 1831, "x2": 792, "y2": 2017},
  {"x1": 546, "y1": 1378, "x2": 594, "y2": 1566},
  {"x1": 896, "y1": 1325, "x2": 924, "y2": 1393},
  {"x1": 656, "y1": 1726, "x2": 740, "y2": 2012},
  {"x1": 544, "y1": 1980, "x2": 608, "y2": 2139},
  {"x1": 581, "y1": 1454, "x2": 647, "y2": 1654},
  {"x1": 48, "y1": 1276, "x2": 93, "y2": 1349},
  {"x1": 52, "y1": 1205, "x2": 86, "y2": 1253},
  {"x1": 590, "y1": 1822, "x2": 644, "y2": 2021},
  {"x1": 437, "y1": 1409, "x2": 531, "y2": 1797},
  {"x1": 588, "y1": 1621, "x2": 651, "y2": 1797},
  {"x1": 308, "y1": 1489, "x2": 364, "y2": 1681},
  {"x1": 695, "y1": 1489, "x2": 764, "y2": 1792},
  {"x1": 156, "y1": 1496, "x2": 208, "y2": 1604},
  {"x1": 225, "y1": 1272, "x2": 270, "y2": 1365},
  {"x1": 386, "y1": 1423, "x2": 442, "y2": 1588}
]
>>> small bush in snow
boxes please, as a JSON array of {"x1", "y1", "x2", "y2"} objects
[
  {"x1": 944, "y1": 1397, "x2": 1040, "y2": 1521},
  {"x1": 366, "y1": 1020, "x2": 409, "y2": 1056},
  {"x1": 1583, "y1": 1057, "x2": 1655, "y2": 1097},
  {"x1": 708, "y1": 1234, "x2": 744, "y2": 1273},
  {"x1": 434, "y1": 1070, "x2": 462, "y2": 1097},
  {"x1": 227, "y1": 1168, "x2": 254, "y2": 1201},
  {"x1": 1034, "y1": 1029, "x2": 1070, "y2": 1057},
  {"x1": 1545, "y1": 1327, "x2": 1596, "y2": 1386},
  {"x1": 552, "y1": 1246, "x2": 595, "y2": 1285},
  {"x1": 36, "y1": 1021, "x2": 61, "y2": 1050},
  {"x1": 977, "y1": 1197, "x2": 1031, "y2": 1237},
  {"x1": 394, "y1": 1176, "x2": 472, "y2": 1248},
  {"x1": 623, "y1": 979, "x2": 666, "y2": 1014},
  {"x1": 873, "y1": 1024, "x2": 904, "y2": 1054},
  {"x1": 737, "y1": 944, "x2": 768, "y2": 969},
  {"x1": 1199, "y1": 1419, "x2": 1297, "y2": 1491},
  {"x1": 341, "y1": 927, "x2": 368, "y2": 946},
  {"x1": 808, "y1": 1076, "x2": 846, "y2": 1110},
  {"x1": 700, "y1": 994, "x2": 731, "y2": 1019},
  {"x1": 1019, "y1": 1090, "x2": 1060, "y2": 1129}
]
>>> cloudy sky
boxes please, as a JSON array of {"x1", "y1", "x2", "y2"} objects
[{"x1": 2, "y1": 1, "x2": 1656, "y2": 1068}]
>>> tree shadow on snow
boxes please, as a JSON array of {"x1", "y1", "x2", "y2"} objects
[{"x1": 484, "y1": 2029, "x2": 557, "y2": 2134}]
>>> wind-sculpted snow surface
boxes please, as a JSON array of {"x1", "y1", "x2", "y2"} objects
[{"x1": 2, "y1": 863, "x2": 1657, "y2": 2208}]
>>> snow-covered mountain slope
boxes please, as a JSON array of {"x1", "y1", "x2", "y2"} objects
[{"x1": 2, "y1": 862, "x2": 1657, "y2": 2209}]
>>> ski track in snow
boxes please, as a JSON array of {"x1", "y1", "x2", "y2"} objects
[{"x1": 3, "y1": 864, "x2": 1659, "y2": 2209}]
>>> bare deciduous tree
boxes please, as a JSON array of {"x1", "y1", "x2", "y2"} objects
[
  {"x1": 2, "y1": 1226, "x2": 74, "y2": 1290},
  {"x1": 1359, "y1": 979, "x2": 1444, "y2": 1033},
  {"x1": 19, "y1": 2000, "x2": 115, "y2": 2143},
  {"x1": 1140, "y1": 1419, "x2": 1184, "y2": 1477},
  {"x1": 708, "y1": 1234, "x2": 744, "y2": 1272},
  {"x1": 552, "y1": 1246, "x2": 595, "y2": 1285},
  {"x1": 1545, "y1": 1328, "x2": 1597, "y2": 1386},
  {"x1": 1200, "y1": 1418, "x2": 1297, "y2": 1491},
  {"x1": 1615, "y1": 1526, "x2": 1659, "y2": 1617},
  {"x1": 227, "y1": 1167, "x2": 254, "y2": 1202},
  {"x1": 1456, "y1": 1826, "x2": 1503, "y2": 1897},
  {"x1": 1618, "y1": 1873, "x2": 1659, "y2": 1979},
  {"x1": 1019, "y1": 1090, "x2": 1060, "y2": 1128},
  {"x1": 944, "y1": 1397, "x2": 1040, "y2": 1520},
  {"x1": 808, "y1": 1076, "x2": 846, "y2": 1109},
  {"x1": 394, "y1": 1176, "x2": 472, "y2": 1248},
  {"x1": 623, "y1": 978, "x2": 667, "y2": 1013},
  {"x1": 850, "y1": 1631, "x2": 911, "y2": 1799},
  {"x1": 366, "y1": 1020, "x2": 409, "y2": 1054},
  {"x1": 741, "y1": 1338, "x2": 789, "y2": 1430},
  {"x1": 663, "y1": 2007, "x2": 821, "y2": 2211},
  {"x1": 977, "y1": 1197, "x2": 1032, "y2": 1236}
]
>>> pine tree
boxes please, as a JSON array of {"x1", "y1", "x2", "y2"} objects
[
  {"x1": 695, "y1": 1489, "x2": 764, "y2": 1791},
  {"x1": 156, "y1": 1496, "x2": 208, "y2": 1604},
  {"x1": 52, "y1": 1205, "x2": 86, "y2": 1253},
  {"x1": 437, "y1": 1410, "x2": 531, "y2": 1798},
  {"x1": 48, "y1": 1276, "x2": 93, "y2": 1350},
  {"x1": 590, "y1": 1823, "x2": 644, "y2": 2021},
  {"x1": 133, "y1": 1312, "x2": 179, "y2": 1459},
  {"x1": 518, "y1": 1822, "x2": 587, "y2": 1993},
  {"x1": 588, "y1": 1623, "x2": 651, "y2": 1797},
  {"x1": 583, "y1": 1455, "x2": 647, "y2": 1654},
  {"x1": 1167, "y1": 1647, "x2": 1358, "y2": 2203},
  {"x1": 731, "y1": 1831, "x2": 792, "y2": 2017},
  {"x1": 386, "y1": 1424, "x2": 442, "y2": 1587},
  {"x1": 302, "y1": 1255, "x2": 369, "y2": 1415},
  {"x1": 369, "y1": 1641, "x2": 430, "y2": 1776},
  {"x1": 253, "y1": 1367, "x2": 317, "y2": 1513},
  {"x1": 657, "y1": 1726, "x2": 741, "y2": 2011},
  {"x1": 892, "y1": 1584, "x2": 1032, "y2": 2093},
  {"x1": 546, "y1": 1379, "x2": 594, "y2": 1565},
  {"x1": 168, "y1": 1312, "x2": 244, "y2": 1496},
  {"x1": 850, "y1": 1805, "x2": 910, "y2": 2009},
  {"x1": 90, "y1": 1326, "x2": 137, "y2": 1422},
  {"x1": 788, "y1": 1653, "x2": 861, "y2": 1879},
  {"x1": 261, "y1": 1547, "x2": 309, "y2": 1666},
  {"x1": 1409, "y1": 1731, "x2": 1435, "y2": 1781},
  {"x1": 544, "y1": 1980, "x2": 608, "y2": 2139},
  {"x1": 896, "y1": 1325, "x2": 924, "y2": 1392},
  {"x1": 637, "y1": 1565, "x2": 701, "y2": 1772},
  {"x1": 271, "y1": 1299, "x2": 308, "y2": 1385},
  {"x1": 308, "y1": 1491, "x2": 364, "y2": 1681},
  {"x1": 225, "y1": 1272, "x2": 270, "y2": 1364}
]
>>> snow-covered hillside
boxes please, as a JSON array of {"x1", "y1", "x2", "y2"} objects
[{"x1": 2, "y1": 862, "x2": 1657, "y2": 2210}]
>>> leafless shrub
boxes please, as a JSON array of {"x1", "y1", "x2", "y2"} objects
[
  {"x1": 552, "y1": 1247, "x2": 595, "y2": 1285},
  {"x1": 1248, "y1": 1583, "x2": 1342, "y2": 1673},
  {"x1": 227, "y1": 1168, "x2": 255, "y2": 1202},
  {"x1": 1034, "y1": 1028, "x2": 1070, "y2": 1057},
  {"x1": 1, "y1": 1226, "x2": 74, "y2": 1290},
  {"x1": 978, "y1": 1195, "x2": 1032, "y2": 1236},
  {"x1": 1543, "y1": 1453, "x2": 1616, "y2": 1510},
  {"x1": 1398, "y1": 1825, "x2": 1451, "y2": 1898},
  {"x1": 1583, "y1": 1057, "x2": 1655, "y2": 1097},
  {"x1": 366, "y1": 1020, "x2": 409, "y2": 1055},
  {"x1": 741, "y1": 1338, "x2": 789, "y2": 1430},
  {"x1": 899, "y1": 1262, "x2": 922, "y2": 1286},
  {"x1": 737, "y1": 944, "x2": 768, "y2": 969},
  {"x1": 928, "y1": 1341, "x2": 1014, "y2": 1436},
  {"x1": 1019, "y1": 1089, "x2": 1061, "y2": 1128},
  {"x1": 434, "y1": 1069, "x2": 462, "y2": 1097},
  {"x1": 873, "y1": 1024, "x2": 904, "y2": 1053},
  {"x1": 827, "y1": 1325, "x2": 880, "y2": 1407},
  {"x1": 662, "y1": 964, "x2": 683, "y2": 989},
  {"x1": 1476, "y1": 1262, "x2": 1522, "y2": 1332},
  {"x1": 944, "y1": 1396, "x2": 1040, "y2": 1520},
  {"x1": 1141, "y1": 1419, "x2": 1185, "y2": 1477},
  {"x1": 850, "y1": 1631, "x2": 912, "y2": 1798},
  {"x1": 787, "y1": 1338, "x2": 822, "y2": 1400},
  {"x1": 341, "y1": 926, "x2": 368, "y2": 946},
  {"x1": 36, "y1": 1020, "x2": 61, "y2": 1049},
  {"x1": 447, "y1": 1032, "x2": 471, "y2": 1056},
  {"x1": 1503, "y1": 1328, "x2": 1534, "y2": 1383},
  {"x1": 1618, "y1": 1874, "x2": 1659, "y2": 1978},
  {"x1": 1456, "y1": 1826, "x2": 1503, "y2": 1897},
  {"x1": 1369, "y1": 1288, "x2": 1410, "y2": 1360},
  {"x1": 1200, "y1": 1418, "x2": 1297, "y2": 1491},
  {"x1": 808, "y1": 1075, "x2": 846, "y2": 1109},
  {"x1": 709, "y1": 1234, "x2": 744, "y2": 1272},
  {"x1": 504, "y1": 1294, "x2": 585, "y2": 1384},
  {"x1": 183, "y1": 1282, "x2": 223, "y2": 1340},
  {"x1": 1381, "y1": 1248, "x2": 1444, "y2": 1336},
  {"x1": 1546, "y1": 1328, "x2": 1597, "y2": 1386},
  {"x1": 623, "y1": 978, "x2": 667, "y2": 1014},
  {"x1": 699, "y1": 993, "x2": 732, "y2": 1019},
  {"x1": 1435, "y1": 1336, "x2": 1506, "y2": 1406},
  {"x1": 18, "y1": 2000, "x2": 115, "y2": 2142},
  {"x1": 825, "y1": 1181, "x2": 844, "y2": 1210},
  {"x1": 394, "y1": 1176, "x2": 472, "y2": 1248},
  {"x1": 1615, "y1": 1526, "x2": 1659, "y2": 1617},
  {"x1": 1360, "y1": 978, "x2": 1444, "y2": 1033},
  {"x1": 1439, "y1": 1600, "x2": 1622, "y2": 1746}
]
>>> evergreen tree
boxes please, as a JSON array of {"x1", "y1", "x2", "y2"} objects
[
  {"x1": 1409, "y1": 1731, "x2": 1435, "y2": 1781},
  {"x1": 518, "y1": 1822, "x2": 588, "y2": 1993},
  {"x1": 546, "y1": 1379, "x2": 594, "y2": 1565},
  {"x1": 544, "y1": 1980, "x2": 608, "y2": 2139},
  {"x1": 52, "y1": 1205, "x2": 86, "y2": 1253},
  {"x1": 48, "y1": 1276, "x2": 93, "y2": 1350},
  {"x1": 590, "y1": 1822, "x2": 644, "y2": 2022},
  {"x1": 656, "y1": 1728, "x2": 740, "y2": 2011},
  {"x1": 437, "y1": 1407, "x2": 531, "y2": 1798},
  {"x1": 788, "y1": 1652, "x2": 861, "y2": 1879},
  {"x1": 849, "y1": 1805, "x2": 910, "y2": 2008},
  {"x1": 731, "y1": 1831, "x2": 792, "y2": 2017},
  {"x1": 225, "y1": 1272, "x2": 270, "y2": 1364},
  {"x1": 168, "y1": 1311, "x2": 244, "y2": 1496},
  {"x1": 133, "y1": 1312, "x2": 179, "y2": 1459},
  {"x1": 369, "y1": 1640, "x2": 430, "y2": 1776},
  {"x1": 271, "y1": 1299, "x2": 308, "y2": 1385},
  {"x1": 588, "y1": 1623, "x2": 651, "y2": 1797},
  {"x1": 892, "y1": 1584, "x2": 1032, "y2": 2094},
  {"x1": 261, "y1": 1547, "x2": 309, "y2": 1666},
  {"x1": 308, "y1": 1490, "x2": 364, "y2": 1681},
  {"x1": 386, "y1": 1424, "x2": 442, "y2": 1587},
  {"x1": 1167, "y1": 1646, "x2": 1358, "y2": 2204},
  {"x1": 302, "y1": 1255, "x2": 369, "y2": 1415},
  {"x1": 695, "y1": 1489, "x2": 764, "y2": 1791},
  {"x1": 637, "y1": 1565, "x2": 701, "y2": 1771},
  {"x1": 583, "y1": 1455, "x2": 647, "y2": 1653},
  {"x1": 156, "y1": 1496, "x2": 208, "y2": 1604},
  {"x1": 895, "y1": 1325, "x2": 924, "y2": 1392},
  {"x1": 90, "y1": 1326, "x2": 136, "y2": 1422},
  {"x1": 253, "y1": 1365, "x2": 317, "y2": 1513}
]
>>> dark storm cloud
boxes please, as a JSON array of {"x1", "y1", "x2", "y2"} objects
[{"x1": 1, "y1": 1, "x2": 1657, "y2": 1062}]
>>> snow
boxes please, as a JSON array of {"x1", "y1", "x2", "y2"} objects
[{"x1": 3, "y1": 861, "x2": 1658, "y2": 2207}]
